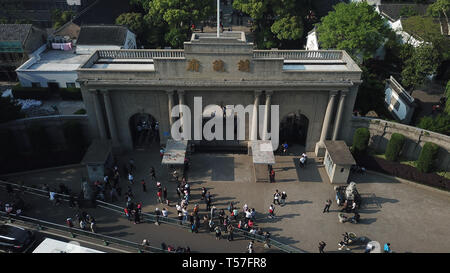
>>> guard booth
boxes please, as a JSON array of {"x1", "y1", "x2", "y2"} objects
[
  {"x1": 323, "y1": 140, "x2": 356, "y2": 184},
  {"x1": 81, "y1": 139, "x2": 113, "y2": 183},
  {"x1": 251, "y1": 140, "x2": 276, "y2": 183},
  {"x1": 161, "y1": 139, "x2": 188, "y2": 182}
]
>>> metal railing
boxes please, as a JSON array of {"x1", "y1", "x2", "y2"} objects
[
  {"x1": 97, "y1": 49, "x2": 185, "y2": 59},
  {"x1": 0, "y1": 180, "x2": 303, "y2": 253},
  {"x1": 0, "y1": 212, "x2": 165, "y2": 253},
  {"x1": 253, "y1": 50, "x2": 343, "y2": 60}
]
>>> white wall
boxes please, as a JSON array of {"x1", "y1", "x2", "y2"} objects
[
  {"x1": 306, "y1": 31, "x2": 319, "y2": 50},
  {"x1": 17, "y1": 70, "x2": 80, "y2": 88}
]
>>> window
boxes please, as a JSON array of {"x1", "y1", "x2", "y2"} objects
[
  {"x1": 66, "y1": 82, "x2": 76, "y2": 88},
  {"x1": 394, "y1": 101, "x2": 400, "y2": 111},
  {"x1": 31, "y1": 82, "x2": 41, "y2": 88},
  {"x1": 341, "y1": 168, "x2": 344, "y2": 173}
]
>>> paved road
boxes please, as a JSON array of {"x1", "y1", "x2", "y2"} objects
[{"x1": 0, "y1": 189, "x2": 275, "y2": 253}]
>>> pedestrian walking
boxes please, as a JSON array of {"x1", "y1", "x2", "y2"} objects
[
  {"x1": 227, "y1": 224, "x2": 234, "y2": 241},
  {"x1": 268, "y1": 204, "x2": 275, "y2": 218},
  {"x1": 141, "y1": 179, "x2": 147, "y2": 192},
  {"x1": 269, "y1": 169, "x2": 276, "y2": 183},
  {"x1": 323, "y1": 199, "x2": 332, "y2": 213},
  {"x1": 90, "y1": 222, "x2": 97, "y2": 233},
  {"x1": 299, "y1": 156, "x2": 306, "y2": 168},
  {"x1": 66, "y1": 217, "x2": 74, "y2": 228},
  {"x1": 273, "y1": 190, "x2": 281, "y2": 205},
  {"x1": 209, "y1": 219, "x2": 215, "y2": 232},
  {"x1": 384, "y1": 243, "x2": 392, "y2": 253},
  {"x1": 248, "y1": 241, "x2": 254, "y2": 253},
  {"x1": 214, "y1": 226, "x2": 222, "y2": 240},
  {"x1": 157, "y1": 189, "x2": 163, "y2": 204},
  {"x1": 282, "y1": 142, "x2": 288, "y2": 155},
  {"x1": 150, "y1": 166, "x2": 156, "y2": 181},
  {"x1": 79, "y1": 219, "x2": 87, "y2": 230},
  {"x1": 228, "y1": 202, "x2": 234, "y2": 213},
  {"x1": 302, "y1": 153, "x2": 308, "y2": 165},
  {"x1": 124, "y1": 208, "x2": 131, "y2": 221},
  {"x1": 134, "y1": 209, "x2": 140, "y2": 224},
  {"x1": 163, "y1": 187, "x2": 168, "y2": 204},
  {"x1": 201, "y1": 187, "x2": 207, "y2": 200},
  {"x1": 232, "y1": 208, "x2": 239, "y2": 221},
  {"x1": 319, "y1": 241, "x2": 326, "y2": 253},
  {"x1": 128, "y1": 172, "x2": 134, "y2": 185},
  {"x1": 281, "y1": 191, "x2": 287, "y2": 206}
]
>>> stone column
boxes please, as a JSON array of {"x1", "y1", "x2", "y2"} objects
[
  {"x1": 103, "y1": 90, "x2": 120, "y2": 146},
  {"x1": 332, "y1": 92, "x2": 347, "y2": 140},
  {"x1": 92, "y1": 90, "x2": 107, "y2": 139},
  {"x1": 167, "y1": 90, "x2": 174, "y2": 127},
  {"x1": 315, "y1": 91, "x2": 337, "y2": 156},
  {"x1": 250, "y1": 91, "x2": 261, "y2": 141},
  {"x1": 262, "y1": 91, "x2": 272, "y2": 140},
  {"x1": 178, "y1": 90, "x2": 185, "y2": 136}
]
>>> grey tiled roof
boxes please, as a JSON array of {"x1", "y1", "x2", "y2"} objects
[
  {"x1": 0, "y1": 24, "x2": 32, "y2": 43},
  {"x1": 76, "y1": 25, "x2": 129, "y2": 46}
]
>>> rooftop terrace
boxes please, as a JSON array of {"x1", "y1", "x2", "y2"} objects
[{"x1": 17, "y1": 48, "x2": 91, "y2": 72}]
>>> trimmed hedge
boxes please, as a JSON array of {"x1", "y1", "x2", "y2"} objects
[
  {"x1": 12, "y1": 84, "x2": 51, "y2": 100},
  {"x1": 352, "y1": 127, "x2": 370, "y2": 154},
  {"x1": 59, "y1": 87, "x2": 82, "y2": 100},
  {"x1": 355, "y1": 154, "x2": 450, "y2": 191},
  {"x1": 416, "y1": 142, "x2": 439, "y2": 173},
  {"x1": 385, "y1": 133, "x2": 406, "y2": 161}
]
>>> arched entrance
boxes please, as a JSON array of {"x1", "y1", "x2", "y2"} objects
[
  {"x1": 280, "y1": 112, "x2": 309, "y2": 147},
  {"x1": 129, "y1": 113, "x2": 159, "y2": 149}
]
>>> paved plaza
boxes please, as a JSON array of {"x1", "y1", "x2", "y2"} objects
[{"x1": 2, "y1": 146, "x2": 450, "y2": 253}]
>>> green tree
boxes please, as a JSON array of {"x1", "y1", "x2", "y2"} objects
[
  {"x1": 316, "y1": 2, "x2": 391, "y2": 62},
  {"x1": 401, "y1": 44, "x2": 439, "y2": 90},
  {"x1": 428, "y1": 0, "x2": 450, "y2": 30},
  {"x1": 417, "y1": 114, "x2": 450, "y2": 135},
  {"x1": 116, "y1": 12, "x2": 145, "y2": 36},
  {"x1": 233, "y1": 0, "x2": 309, "y2": 49},
  {"x1": 52, "y1": 9, "x2": 75, "y2": 29},
  {"x1": 0, "y1": 96, "x2": 24, "y2": 124},
  {"x1": 142, "y1": 0, "x2": 214, "y2": 48},
  {"x1": 354, "y1": 68, "x2": 386, "y2": 115}
]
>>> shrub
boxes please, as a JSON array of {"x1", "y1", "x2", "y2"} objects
[
  {"x1": 59, "y1": 87, "x2": 82, "y2": 100},
  {"x1": 12, "y1": 84, "x2": 51, "y2": 100},
  {"x1": 352, "y1": 128, "x2": 370, "y2": 154},
  {"x1": 73, "y1": 108, "x2": 86, "y2": 115},
  {"x1": 0, "y1": 96, "x2": 25, "y2": 123},
  {"x1": 416, "y1": 142, "x2": 439, "y2": 173},
  {"x1": 385, "y1": 133, "x2": 406, "y2": 161}
]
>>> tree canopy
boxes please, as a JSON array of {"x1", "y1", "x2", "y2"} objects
[
  {"x1": 316, "y1": 2, "x2": 391, "y2": 62},
  {"x1": 232, "y1": 0, "x2": 312, "y2": 49}
]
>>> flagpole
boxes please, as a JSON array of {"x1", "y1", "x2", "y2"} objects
[{"x1": 217, "y1": 0, "x2": 220, "y2": 37}]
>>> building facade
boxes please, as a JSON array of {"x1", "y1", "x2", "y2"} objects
[{"x1": 77, "y1": 32, "x2": 362, "y2": 155}]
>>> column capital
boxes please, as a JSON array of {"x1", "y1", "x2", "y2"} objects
[
  {"x1": 265, "y1": 90, "x2": 273, "y2": 96},
  {"x1": 329, "y1": 90, "x2": 339, "y2": 96},
  {"x1": 254, "y1": 90, "x2": 263, "y2": 96},
  {"x1": 166, "y1": 90, "x2": 175, "y2": 95},
  {"x1": 178, "y1": 90, "x2": 185, "y2": 95}
]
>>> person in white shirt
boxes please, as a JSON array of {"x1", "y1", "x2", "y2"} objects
[
  {"x1": 128, "y1": 173, "x2": 134, "y2": 184},
  {"x1": 299, "y1": 156, "x2": 306, "y2": 168},
  {"x1": 162, "y1": 208, "x2": 168, "y2": 217}
]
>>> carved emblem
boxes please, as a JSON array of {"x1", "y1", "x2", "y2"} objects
[
  {"x1": 187, "y1": 59, "x2": 200, "y2": 72},
  {"x1": 213, "y1": 59, "x2": 225, "y2": 72},
  {"x1": 238, "y1": 59, "x2": 250, "y2": 72}
]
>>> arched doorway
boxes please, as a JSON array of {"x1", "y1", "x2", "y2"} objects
[
  {"x1": 280, "y1": 112, "x2": 309, "y2": 147},
  {"x1": 129, "y1": 113, "x2": 159, "y2": 149}
]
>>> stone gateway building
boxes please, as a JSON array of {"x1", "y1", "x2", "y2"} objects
[{"x1": 76, "y1": 32, "x2": 362, "y2": 156}]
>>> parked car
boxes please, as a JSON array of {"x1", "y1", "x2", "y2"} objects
[{"x1": 0, "y1": 224, "x2": 35, "y2": 253}]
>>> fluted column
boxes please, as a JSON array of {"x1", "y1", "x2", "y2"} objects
[
  {"x1": 332, "y1": 92, "x2": 347, "y2": 140},
  {"x1": 315, "y1": 91, "x2": 337, "y2": 156},
  {"x1": 103, "y1": 90, "x2": 119, "y2": 146},
  {"x1": 167, "y1": 90, "x2": 174, "y2": 127},
  {"x1": 262, "y1": 91, "x2": 272, "y2": 140},
  {"x1": 178, "y1": 90, "x2": 185, "y2": 136},
  {"x1": 250, "y1": 91, "x2": 261, "y2": 141},
  {"x1": 92, "y1": 90, "x2": 107, "y2": 139}
]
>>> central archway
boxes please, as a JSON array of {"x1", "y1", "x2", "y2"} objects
[
  {"x1": 129, "y1": 113, "x2": 159, "y2": 150},
  {"x1": 280, "y1": 112, "x2": 309, "y2": 147}
]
